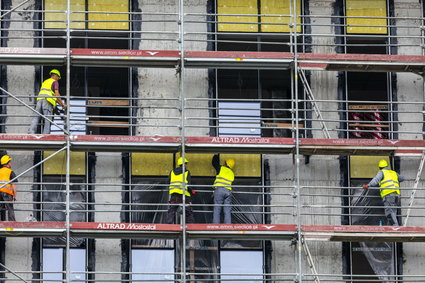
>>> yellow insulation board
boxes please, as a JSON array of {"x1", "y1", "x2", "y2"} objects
[
  {"x1": 43, "y1": 151, "x2": 86, "y2": 175},
  {"x1": 346, "y1": 0, "x2": 387, "y2": 34},
  {"x1": 44, "y1": 0, "x2": 86, "y2": 29},
  {"x1": 350, "y1": 156, "x2": 390, "y2": 179},
  {"x1": 217, "y1": 0, "x2": 258, "y2": 32},
  {"x1": 88, "y1": 0, "x2": 129, "y2": 30},
  {"x1": 220, "y1": 154, "x2": 261, "y2": 177},
  {"x1": 176, "y1": 153, "x2": 217, "y2": 177},
  {"x1": 261, "y1": 0, "x2": 302, "y2": 33},
  {"x1": 132, "y1": 153, "x2": 173, "y2": 176}
]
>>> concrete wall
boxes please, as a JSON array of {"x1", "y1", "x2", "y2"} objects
[
  {"x1": 137, "y1": 0, "x2": 209, "y2": 136},
  {"x1": 94, "y1": 152, "x2": 123, "y2": 282}
]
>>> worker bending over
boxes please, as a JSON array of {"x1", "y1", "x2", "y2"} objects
[
  {"x1": 212, "y1": 154, "x2": 235, "y2": 224},
  {"x1": 0, "y1": 155, "x2": 18, "y2": 221},
  {"x1": 28, "y1": 69, "x2": 66, "y2": 134},
  {"x1": 166, "y1": 157, "x2": 195, "y2": 224},
  {"x1": 363, "y1": 159, "x2": 404, "y2": 226}
]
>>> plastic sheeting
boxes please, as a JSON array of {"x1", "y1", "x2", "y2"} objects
[
  {"x1": 131, "y1": 177, "x2": 264, "y2": 282},
  {"x1": 351, "y1": 187, "x2": 395, "y2": 283},
  {"x1": 42, "y1": 182, "x2": 86, "y2": 247}
]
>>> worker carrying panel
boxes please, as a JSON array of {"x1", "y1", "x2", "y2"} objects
[
  {"x1": 217, "y1": 0, "x2": 259, "y2": 32},
  {"x1": 346, "y1": 0, "x2": 387, "y2": 34},
  {"x1": 43, "y1": 151, "x2": 86, "y2": 175},
  {"x1": 261, "y1": 0, "x2": 302, "y2": 33},
  {"x1": 88, "y1": 0, "x2": 129, "y2": 30},
  {"x1": 44, "y1": 0, "x2": 86, "y2": 29}
]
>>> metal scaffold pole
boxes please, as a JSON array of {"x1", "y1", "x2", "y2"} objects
[
  {"x1": 178, "y1": 0, "x2": 187, "y2": 282},
  {"x1": 65, "y1": 0, "x2": 72, "y2": 282},
  {"x1": 291, "y1": 0, "x2": 303, "y2": 282}
]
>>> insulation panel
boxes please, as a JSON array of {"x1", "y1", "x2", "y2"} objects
[
  {"x1": 261, "y1": 0, "x2": 302, "y2": 33},
  {"x1": 217, "y1": 0, "x2": 258, "y2": 32},
  {"x1": 346, "y1": 0, "x2": 387, "y2": 34}
]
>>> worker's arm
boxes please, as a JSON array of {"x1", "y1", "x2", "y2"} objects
[
  {"x1": 397, "y1": 173, "x2": 405, "y2": 183},
  {"x1": 54, "y1": 89, "x2": 66, "y2": 108},
  {"x1": 11, "y1": 183, "x2": 16, "y2": 200},
  {"x1": 368, "y1": 171, "x2": 384, "y2": 187},
  {"x1": 212, "y1": 154, "x2": 220, "y2": 174}
]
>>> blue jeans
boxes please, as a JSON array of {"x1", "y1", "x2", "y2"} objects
[{"x1": 213, "y1": 186, "x2": 232, "y2": 224}]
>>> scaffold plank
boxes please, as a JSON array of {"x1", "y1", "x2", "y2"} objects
[
  {"x1": 69, "y1": 135, "x2": 182, "y2": 152},
  {"x1": 186, "y1": 223, "x2": 298, "y2": 240},
  {"x1": 0, "y1": 48, "x2": 424, "y2": 72},
  {"x1": 0, "y1": 47, "x2": 66, "y2": 65},
  {"x1": 1, "y1": 222, "x2": 425, "y2": 242},
  {"x1": 303, "y1": 225, "x2": 425, "y2": 242},
  {"x1": 185, "y1": 136, "x2": 295, "y2": 154},
  {"x1": 71, "y1": 48, "x2": 180, "y2": 68},
  {"x1": 0, "y1": 134, "x2": 66, "y2": 150},
  {"x1": 0, "y1": 221, "x2": 65, "y2": 237},
  {"x1": 71, "y1": 222, "x2": 181, "y2": 239}
]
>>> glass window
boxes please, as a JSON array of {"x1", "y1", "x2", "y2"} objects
[
  {"x1": 218, "y1": 102, "x2": 261, "y2": 137},
  {"x1": 131, "y1": 249, "x2": 174, "y2": 282},
  {"x1": 220, "y1": 250, "x2": 263, "y2": 282},
  {"x1": 42, "y1": 248, "x2": 86, "y2": 282}
]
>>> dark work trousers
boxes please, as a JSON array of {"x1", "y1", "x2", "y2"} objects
[
  {"x1": 28, "y1": 99, "x2": 54, "y2": 134},
  {"x1": 0, "y1": 192, "x2": 15, "y2": 221},
  {"x1": 166, "y1": 193, "x2": 194, "y2": 224},
  {"x1": 383, "y1": 192, "x2": 401, "y2": 226}
]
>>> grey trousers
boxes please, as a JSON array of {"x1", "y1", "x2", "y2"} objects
[
  {"x1": 28, "y1": 99, "x2": 53, "y2": 134},
  {"x1": 383, "y1": 192, "x2": 401, "y2": 226},
  {"x1": 213, "y1": 186, "x2": 232, "y2": 224},
  {"x1": 0, "y1": 192, "x2": 15, "y2": 221}
]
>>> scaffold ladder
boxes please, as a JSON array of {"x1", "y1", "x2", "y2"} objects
[
  {"x1": 301, "y1": 237, "x2": 321, "y2": 283},
  {"x1": 404, "y1": 151, "x2": 425, "y2": 226},
  {"x1": 298, "y1": 68, "x2": 331, "y2": 139}
]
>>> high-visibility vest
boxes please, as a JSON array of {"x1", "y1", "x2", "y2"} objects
[
  {"x1": 169, "y1": 169, "x2": 190, "y2": 196},
  {"x1": 213, "y1": 166, "x2": 234, "y2": 190},
  {"x1": 37, "y1": 78, "x2": 57, "y2": 107},
  {"x1": 379, "y1": 169, "x2": 400, "y2": 198},
  {"x1": 0, "y1": 167, "x2": 14, "y2": 196}
]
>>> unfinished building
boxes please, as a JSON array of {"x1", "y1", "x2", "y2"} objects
[{"x1": 0, "y1": 0, "x2": 425, "y2": 282}]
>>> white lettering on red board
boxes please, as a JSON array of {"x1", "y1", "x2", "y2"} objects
[
  {"x1": 211, "y1": 137, "x2": 270, "y2": 144},
  {"x1": 97, "y1": 223, "x2": 157, "y2": 230}
]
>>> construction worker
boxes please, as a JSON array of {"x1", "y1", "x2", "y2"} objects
[
  {"x1": 363, "y1": 159, "x2": 404, "y2": 226},
  {"x1": 0, "y1": 155, "x2": 17, "y2": 221},
  {"x1": 212, "y1": 154, "x2": 235, "y2": 224},
  {"x1": 166, "y1": 157, "x2": 195, "y2": 224},
  {"x1": 28, "y1": 69, "x2": 66, "y2": 134}
]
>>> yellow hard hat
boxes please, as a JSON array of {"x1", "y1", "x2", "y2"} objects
[
  {"x1": 1, "y1": 155, "x2": 12, "y2": 165},
  {"x1": 225, "y1": 158, "x2": 235, "y2": 169},
  {"x1": 378, "y1": 159, "x2": 389, "y2": 168},
  {"x1": 177, "y1": 157, "x2": 188, "y2": 166},
  {"x1": 49, "y1": 69, "x2": 61, "y2": 78}
]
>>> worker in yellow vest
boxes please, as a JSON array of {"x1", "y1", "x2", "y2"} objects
[
  {"x1": 363, "y1": 159, "x2": 404, "y2": 226},
  {"x1": 28, "y1": 69, "x2": 66, "y2": 134},
  {"x1": 212, "y1": 154, "x2": 235, "y2": 224},
  {"x1": 0, "y1": 155, "x2": 18, "y2": 221},
  {"x1": 166, "y1": 157, "x2": 195, "y2": 224}
]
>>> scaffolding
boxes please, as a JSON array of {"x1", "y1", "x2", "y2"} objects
[{"x1": 0, "y1": 0, "x2": 425, "y2": 282}]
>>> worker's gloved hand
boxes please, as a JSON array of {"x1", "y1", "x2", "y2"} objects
[
  {"x1": 362, "y1": 185, "x2": 369, "y2": 189},
  {"x1": 191, "y1": 190, "x2": 196, "y2": 195}
]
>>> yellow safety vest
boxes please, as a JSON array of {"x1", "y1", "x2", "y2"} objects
[
  {"x1": 0, "y1": 167, "x2": 14, "y2": 196},
  {"x1": 169, "y1": 170, "x2": 190, "y2": 197},
  {"x1": 37, "y1": 78, "x2": 57, "y2": 107},
  {"x1": 379, "y1": 169, "x2": 400, "y2": 198},
  {"x1": 213, "y1": 166, "x2": 234, "y2": 190}
]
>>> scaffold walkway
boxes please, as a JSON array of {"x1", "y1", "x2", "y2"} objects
[
  {"x1": 1, "y1": 134, "x2": 424, "y2": 155},
  {"x1": 1, "y1": 222, "x2": 425, "y2": 242},
  {"x1": 2, "y1": 47, "x2": 425, "y2": 73}
]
